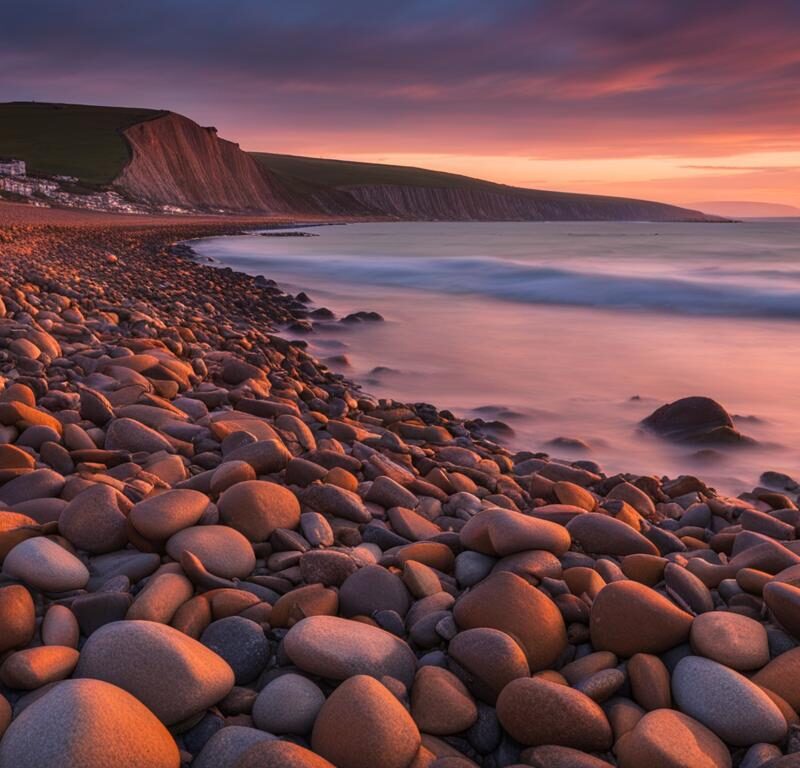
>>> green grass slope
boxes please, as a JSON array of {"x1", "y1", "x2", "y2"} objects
[
  {"x1": 251, "y1": 152, "x2": 489, "y2": 191},
  {"x1": 0, "y1": 102, "x2": 164, "y2": 185}
]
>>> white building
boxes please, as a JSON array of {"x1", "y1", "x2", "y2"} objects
[{"x1": 0, "y1": 159, "x2": 26, "y2": 176}]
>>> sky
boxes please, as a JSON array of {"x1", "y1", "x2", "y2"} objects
[{"x1": 2, "y1": 0, "x2": 800, "y2": 208}]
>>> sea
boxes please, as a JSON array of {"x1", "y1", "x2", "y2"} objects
[{"x1": 193, "y1": 219, "x2": 800, "y2": 495}]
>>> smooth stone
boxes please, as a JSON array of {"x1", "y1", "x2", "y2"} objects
[
  {"x1": 764, "y1": 581, "x2": 800, "y2": 641},
  {"x1": 752, "y1": 647, "x2": 800, "y2": 710},
  {"x1": 312, "y1": 675, "x2": 421, "y2": 768},
  {"x1": 447, "y1": 628, "x2": 530, "y2": 704},
  {"x1": 641, "y1": 396, "x2": 742, "y2": 444},
  {"x1": 0, "y1": 584, "x2": 35, "y2": 653},
  {"x1": 365, "y1": 475, "x2": 418, "y2": 509},
  {"x1": 0, "y1": 468, "x2": 65, "y2": 506},
  {"x1": 129, "y1": 489, "x2": 209, "y2": 540},
  {"x1": 126, "y1": 572, "x2": 193, "y2": 623},
  {"x1": 75, "y1": 620, "x2": 235, "y2": 725},
  {"x1": 672, "y1": 656, "x2": 787, "y2": 746},
  {"x1": 3, "y1": 537, "x2": 90, "y2": 592},
  {"x1": 615, "y1": 709, "x2": 732, "y2": 768},
  {"x1": 339, "y1": 564, "x2": 411, "y2": 618},
  {"x1": 218, "y1": 480, "x2": 300, "y2": 542},
  {"x1": 58, "y1": 484, "x2": 128, "y2": 554},
  {"x1": 628, "y1": 653, "x2": 671, "y2": 710},
  {"x1": 0, "y1": 678, "x2": 180, "y2": 768},
  {"x1": 411, "y1": 666, "x2": 478, "y2": 735},
  {"x1": 200, "y1": 616, "x2": 269, "y2": 685},
  {"x1": 299, "y1": 550, "x2": 359, "y2": 587},
  {"x1": 453, "y1": 571, "x2": 566, "y2": 671},
  {"x1": 252, "y1": 673, "x2": 325, "y2": 735},
  {"x1": 193, "y1": 726, "x2": 275, "y2": 768},
  {"x1": 105, "y1": 417, "x2": 174, "y2": 453},
  {"x1": 496, "y1": 676, "x2": 612, "y2": 751},
  {"x1": 42, "y1": 604, "x2": 80, "y2": 648},
  {"x1": 0, "y1": 646, "x2": 80, "y2": 689},
  {"x1": 589, "y1": 580, "x2": 692, "y2": 657},
  {"x1": 303, "y1": 483, "x2": 371, "y2": 523},
  {"x1": 284, "y1": 615, "x2": 417, "y2": 687},
  {"x1": 223, "y1": 439, "x2": 291, "y2": 475},
  {"x1": 166, "y1": 525, "x2": 255, "y2": 579},
  {"x1": 460, "y1": 508, "x2": 571, "y2": 557},
  {"x1": 567, "y1": 513, "x2": 658, "y2": 556},
  {"x1": 234, "y1": 741, "x2": 335, "y2": 768},
  {"x1": 664, "y1": 562, "x2": 714, "y2": 614},
  {"x1": 690, "y1": 611, "x2": 769, "y2": 671}
]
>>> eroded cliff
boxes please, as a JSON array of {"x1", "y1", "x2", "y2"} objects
[{"x1": 114, "y1": 112, "x2": 295, "y2": 213}]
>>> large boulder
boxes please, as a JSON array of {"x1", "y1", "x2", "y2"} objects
[{"x1": 641, "y1": 396, "x2": 749, "y2": 445}]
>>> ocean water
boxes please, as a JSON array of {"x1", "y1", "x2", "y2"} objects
[{"x1": 194, "y1": 220, "x2": 800, "y2": 494}]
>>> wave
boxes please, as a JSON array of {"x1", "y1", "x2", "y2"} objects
[{"x1": 209, "y1": 249, "x2": 800, "y2": 320}]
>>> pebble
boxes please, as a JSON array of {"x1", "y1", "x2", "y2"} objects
[
  {"x1": 567, "y1": 513, "x2": 658, "y2": 556},
  {"x1": 200, "y1": 616, "x2": 269, "y2": 685},
  {"x1": 129, "y1": 489, "x2": 209, "y2": 540},
  {"x1": 0, "y1": 678, "x2": 180, "y2": 768},
  {"x1": 453, "y1": 571, "x2": 566, "y2": 671},
  {"x1": 447, "y1": 628, "x2": 530, "y2": 704},
  {"x1": 252, "y1": 673, "x2": 325, "y2": 735},
  {"x1": 284, "y1": 615, "x2": 417, "y2": 686},
  {"x1": 235, "y1": 741, "x2": 335, "y2": 767},
  {"x1": 3, "y1": 536, "x2": 90, "y2": 592},
  {"x1": 311, "y1": 675, "x2": 421, "y2": 768},
  {"x1": 218, "y1": 480, "x2": 300, "y2": 541},
  {"x1": 690, "y1": 611, "x2": 770, "y2": 671},
  {"x1": 615, "y1": 709, "x2": 732, "y2": 768},
  {"x1": 75, "y1": 620, "x2": 235, "y2": 725},
  {"x1": 411, "y1": 666, "x2": 478, "y2": 735},
  {"x1": 166, "y1": 525, "x2": 256, "y2": 579},
  {"x1": 496, "y1": 676, "x2": 612, "y2": 751},
  {"x1": 672, "y1": 655, "x2": 787, "y2": 746},
  {"x1": 0, "y1": 645, "x2": 80, "y2": 689},
  {"x1": 589, "y1": 580, "x2": 693, "y2": 656},
  {"x1": 0, "y1": 584, "x2": 35, "y2": 653},
  {"x1": 58, "y1": 484, "x2": 128, "y2": 553}
]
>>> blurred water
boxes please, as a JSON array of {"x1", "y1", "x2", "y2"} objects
[{"x1": 194, "y1": 220, "x2": 800, "y2": 493}]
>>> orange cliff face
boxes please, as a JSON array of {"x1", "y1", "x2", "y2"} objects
[{"x1": 114, "y1": 112, "x2": 296, "y2": 213}]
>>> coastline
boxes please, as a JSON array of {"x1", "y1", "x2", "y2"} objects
[{"x1": 2, "y1": 201, "x2": 800, "y2": 766}]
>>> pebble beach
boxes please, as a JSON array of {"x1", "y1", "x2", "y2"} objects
[{"x1": 2, "y1": 203, "x2": 800, "y2": 768}]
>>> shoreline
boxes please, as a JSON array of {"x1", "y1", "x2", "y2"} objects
[{"x1": 1, "y1": 201, "x2": 799, "y2": 766}]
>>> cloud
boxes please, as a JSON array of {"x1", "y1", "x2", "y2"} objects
[{"x1": 1, "y1": 0, "x2": 799, "y2": 166}]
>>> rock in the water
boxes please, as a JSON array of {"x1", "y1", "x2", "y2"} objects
[
  {"x1": 0, "y1": 678, "x2": 180, "y2": 768},
  {"x1": 75, "y1": 620, "x2": 234, "y2": 725},
  {"x1": 641, "y1": 396, "x2": 749, "y2": 444},
  {"x1": 311, "y1": 675, "x2": 420, "y2": 768}
]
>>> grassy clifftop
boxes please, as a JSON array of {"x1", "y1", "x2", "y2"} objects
[
  {"x1": 0, "y1": 102, "x2": 164, "y2": 185},
  {"x1": 251, "y1": 151, "x2": 489, "y2": 191}
]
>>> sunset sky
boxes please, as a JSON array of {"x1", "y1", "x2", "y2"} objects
[{"x1": 2, "y1": 0, "x2": 800, "y2": 207}]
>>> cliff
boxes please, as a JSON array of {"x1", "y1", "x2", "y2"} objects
[
  {"x1": 342, "y1": 183, "x2": 713, "y2": 222},
  {"x1": 114, "y1": 112, "x2": 296, "y2": 213}
]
